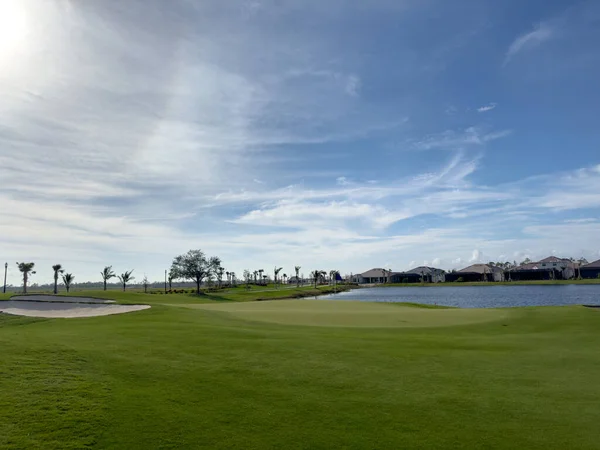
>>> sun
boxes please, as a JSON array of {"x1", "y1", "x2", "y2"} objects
[{"x1": 0, "y1": 0, "x2": 29, "y2": 57}]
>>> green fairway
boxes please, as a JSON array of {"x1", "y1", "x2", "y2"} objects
[
  {"x1": 2, "y1": 292, "x2": 600, "y2": 449},
  {"x1": 185, "y1": 300, "x2": 511, "y2": 327}
]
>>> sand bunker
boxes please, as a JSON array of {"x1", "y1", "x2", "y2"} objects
[{"x1": 1, "y1": 295, "x2": 150, "y2": 318}]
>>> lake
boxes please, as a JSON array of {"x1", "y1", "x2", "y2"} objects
[{"x1": 317, "y1": 285, "x2": 600, "y2": 308}]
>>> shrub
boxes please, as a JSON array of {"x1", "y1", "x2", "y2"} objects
[{"x1": 457, "y1": 277, "x2": 465, "y2": 283}]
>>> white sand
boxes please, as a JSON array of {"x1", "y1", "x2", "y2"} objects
[
  {"x1": 1, "y1": 300, "x2": 150, "y2": 318},
  {"x1": 10, "y1": 295, "x2": 115, "y2": 304}
]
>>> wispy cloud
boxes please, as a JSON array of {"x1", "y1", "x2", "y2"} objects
[
  {"x1": 504, "y1": 23, "x2": 554, "y2": 65},
  {"x1": 477, "y1": 103, "x2": 497, "y2": 113}
]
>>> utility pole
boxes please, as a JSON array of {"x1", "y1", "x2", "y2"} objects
[{"x1": 3, "y1": 262, "x2": 7, "y2": 293}]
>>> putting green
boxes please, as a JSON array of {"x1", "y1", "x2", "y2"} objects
[{"x1": 178, "y1": 300, "x2": 511, "y2": 328}]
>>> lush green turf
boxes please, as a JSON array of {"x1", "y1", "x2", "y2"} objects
[
  {"x1": 185, "y1": 300, "x2": 510, "y2": 327},
  {"x1": 1, "y1": 292, "x2": 600, "y2": 449}
]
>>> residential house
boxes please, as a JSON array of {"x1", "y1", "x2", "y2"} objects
[
  {"x1": 352, "y1": 268, "x2": 395, "y2": 284},
  {"x1": 581, "y1": 259, "x2": 600, "y2": 279},
  {"x1": 391, "y1": 266, "x2": 446, "y2": 283},
  {"x1": 446, "y1": 264, "x2": 505, "y2": 282},
  {"x1": 507, "y1": 256, "x2": 577, "y2": 281}
]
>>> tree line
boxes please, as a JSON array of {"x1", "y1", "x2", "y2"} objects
[{"x1": 9, "y1": 250, "x2": 342, "y2": 295}]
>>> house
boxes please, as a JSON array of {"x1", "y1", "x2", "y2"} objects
[
  {"x1": 506, "y1": 262, "x2": 561, "y2": 281},
  {"x1": 351, "y1": 268, "x2": 395, "y2": 284},
  {"x1": 390, "y1": 266, "x2": 446, "y2": 283},
  {"x1": 507, "y1": 256, "x2": 577, "y2": 281},
  {"x1": 581, "y1": 259, "x2": 600, "y2": 279},
  {"x1": 445, "y1": 264, "x2": 505, "y2": 282}
]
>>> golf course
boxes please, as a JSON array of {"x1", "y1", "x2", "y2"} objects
[{"x1": 1, "y1": 288, "x2": 600, "y2": 449}]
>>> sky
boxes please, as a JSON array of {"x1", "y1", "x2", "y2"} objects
[{"x1": 1, "y1": 0, "x2": 600, "y2": 285}]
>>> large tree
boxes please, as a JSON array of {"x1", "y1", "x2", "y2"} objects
[
  {"x1": 62, "y1": 273, "x2": 74, "y2": 293},
  {"x1": 16, "y1": 262, "x2": 35, "y2": 294},
  {"x1": 118, "y1": 270, "x2": 135, "y2": 292},
  {"x1": 52, "y1": 264, "x2": 64, "y2": 295},
  {"x1": 295, "y1": 266, "x2": 301, "y2": 287},
  {"x1": 170, "y1": 250, "x2": 221, "y2": 295},
  {"x1": 100, "y1": 266, "x2": 116, "y2": 291}
]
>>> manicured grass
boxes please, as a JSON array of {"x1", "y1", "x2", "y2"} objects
[
  {"x1": 185, "y1": 300, "x2": 509, "y2": 327},
  {"x1": 2, "y1": 293, "x2": 600, "y2": 449}
]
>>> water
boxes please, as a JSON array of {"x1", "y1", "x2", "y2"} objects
[{"x1": 317, "y1": 285, "x2": 600, "y2": 308}]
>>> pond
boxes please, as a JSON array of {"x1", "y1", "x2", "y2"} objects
[{"x1": 317, "y1": 285, "x2": 600, "y2": 308}]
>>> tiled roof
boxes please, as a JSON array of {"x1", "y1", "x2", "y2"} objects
[
  {"x1": 404, "y1": 266, "x2": 445, "y2": 275},
  {"x1": 538, "y1": 256, "x2": 570, "y2": 263},
  {"x1": 359, "y1": 268, "x2": 390, "y2": 278},
  {"x1": 582, "y1": 259, "x2": 600, "y2": 269},
  {"x1": 458, "y1": 264, "x2": 503, "y2": 274}
]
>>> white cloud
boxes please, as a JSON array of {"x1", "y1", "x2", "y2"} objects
[
  {"x1": 504, "y1": 23, "x2": 554, "y2": 65},
  {"x1": 477, "y1": 103, "x2": 497, "y2": 113},
  {"x1": 469, "y1": 249, "x2": 482, "y2": 263}
]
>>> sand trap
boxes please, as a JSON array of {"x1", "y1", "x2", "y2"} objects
[
  {"x1": 1, "y1": 296, "x2": 150, "y2": 318},
  {"x1": 179, "y1": 300, "x2": 511, "y2": 328},
  {"x1": 10, "y1": 295, "x2": 116, "y2": 304}
]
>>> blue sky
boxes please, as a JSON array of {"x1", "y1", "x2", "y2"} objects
[{"x1": 1, "y1": 0, "x2": 600, "y2": 285}]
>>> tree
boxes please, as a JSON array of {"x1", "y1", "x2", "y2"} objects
[
  {"x1": 16, "y1": 262, "x2": 35, "y2": 294},
  {"x1": 217, "y1": 267, "x2": 225, "y2": 289},
  {"x1": 118, "y1": 270, "x2": 135, "y2": 292},
  {"x1": 52, "y1": 264, "x2": 64, "y2": 295},
  {"x1": 253, "y1": 270, "x2": 258, "y2": 284},
  {"x1": 168, "y1": 269, "x2": 175, "y2": 290},
  {"x1": 243, "y1": 270, "x2": 251, "y2": 288},
  {"x1": 283, "y1": 273, "x2": 288, "y2": 285},
  {"x1": 329, "y1": 270, "x2": 339, "y2": 291},
  {"x1": 295, "y1": 266, "x2": 301, "y2": 287},
  {"x1": 142, "y1": 275, "x2": 149, "y2": 293},
  {"x1": 170, "y1": 250, "x2": 221, "y2": 295},
  {"x1": 230, "y1": 272, "x2": 236, "y2": 286},
  {"x1": 274, "y1": 267, "x2": 283, "y2": 288},
  {"x1": 258, "y1": 269, "x2": 264, "y2": 285},
  {"x1": 311, "y1": 270, "x2": 325, "y2": 288},
  {"x1": 520, "y1": 258, "x2": 532, "y2": 265},
  {"x1": 62, "y1": 273, "x2": 74, "y2": 293},
  {"x1": 100, "y1": 266, "x2": 116, "y2": 291}
]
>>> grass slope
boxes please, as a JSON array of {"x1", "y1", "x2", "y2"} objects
[
  {"x1": 1, "y1": 292, "x2": 600, "y2": 449},
  {"x1": 185, "y1": 300, "x2": 510, "y2": 327}
]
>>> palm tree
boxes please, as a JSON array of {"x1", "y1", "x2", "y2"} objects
[
  {"x1": 295, "y1": 266, "x2": 301, "y2": 287},
  {"x1": 311, "y1": 270, "x2": 325, "y2": 288},
  {"x1": 142, "y1": 275, "x2": 149, "y2": 293},
  {"x1": 258, "y1": 269, "x2": 264, "y2": 286},
  {"x1": 62, "y1": 273, "x2": 74, "y2": 293},
  {"x1": 100, "y1": 266, "x2": 116, "y2": 291},
  {"x1": 52, "y1": 264, "x2": 64, "y2": 295},
  {"x1": 283, "y1": 273, "x2": 288, "y2": 285},
  {"x1": 253, "y1": 270, "x2": 258, "y2": 285},
  {"x1": 16, "y1": 262, "x2": 35, "y2": 294},
  {"x1": 329, "y1": 270, "x2": 339, "y2": 292},
  {"x1": 226, "y1": 271, "x2": 230, "y2": 285},
  {"x1": 118, "y1": 270, "x2": 135, "y2": 291},
  {"x1": 274, "y1": 267, "x2": 283, "y2": 288},
  {"x1": 217, "y1": 267, "x2": 225, "y2": 289}
]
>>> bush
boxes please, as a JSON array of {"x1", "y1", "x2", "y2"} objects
[
  {"x1": 457, "y1": 277, "x2": 465, "y2": 283},
  {"x1": 597, "y1": 274, "x2": 600, "y2": 279}
]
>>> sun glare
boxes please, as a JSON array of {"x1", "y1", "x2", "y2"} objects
[{"x1": 0, "y1": 0, "x2": 29, "y2": 58}]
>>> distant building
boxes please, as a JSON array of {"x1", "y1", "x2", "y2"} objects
[
  {"x1": 352, "y1": 268, "x2": 394, "y2": 284},
  {"x1": 580, "y1": 259, "x2": 600, "y2": 279},
  {"x1": 446, "y1": 264, "x2": 505, "y2": 282},
  {"x1": 507, "y1": 256, "x2": 577, "y2": 281},
  {"x1": 390, "y1": 266, "x2": 446, "y2": 283}
]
